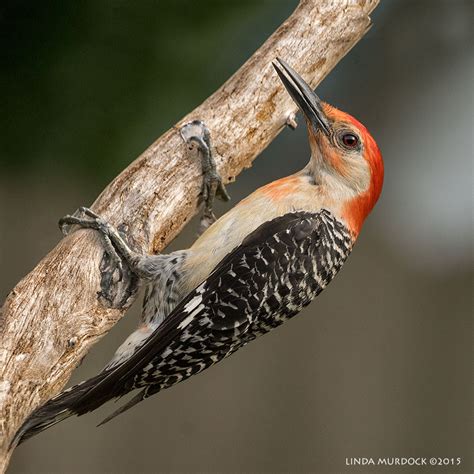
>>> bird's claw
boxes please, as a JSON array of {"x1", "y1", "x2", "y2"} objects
[
  {"x1": 58, "y1": 207, "x2": 124, "y2": 278},
  {"x1": 200, "y1": 170, "x2": 230, "y2": 228},
  {"x1": 180, "y1": 119, "x2": 230, "y2": 234},
  {"x1": 215, "y1": 175, "x2": 231, "y2": 203},
  {"x1": 59, "y1": 207, "x2": 108, "y2": 236},
  {"x1": 201, "y1": 172, "x2": 229, "y2": 201}
]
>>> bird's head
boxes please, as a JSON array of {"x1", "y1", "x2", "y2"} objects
[{"x1": 273, "y1": 58, "x2": 384, "y2": 236}]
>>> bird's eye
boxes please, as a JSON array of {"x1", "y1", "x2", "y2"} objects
[{"x1": 341, "y1": 133, "x2": 359, "y2": 149}]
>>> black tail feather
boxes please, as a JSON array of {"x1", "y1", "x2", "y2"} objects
[
  {"x1": 13, "y1": 370, "x2": 113, "y2": 447},
  {"x1": 97, "y1": 388, "x2": 148, "y2": 427}
]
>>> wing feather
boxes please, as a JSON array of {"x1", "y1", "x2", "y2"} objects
[
  {"x1": 16, "y1": 211, "x2": 340, "y2": 443},
  {"x1": 76, "y1": 212, "x2": 323, "y2": 410}
]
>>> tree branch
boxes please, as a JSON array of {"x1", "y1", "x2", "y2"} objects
[{"x1": 0, "y1": 0, "x2": 378, "y2": 469}]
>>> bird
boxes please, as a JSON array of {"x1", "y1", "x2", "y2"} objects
[{"x1": 13, "y1": 58, "x2": 384, "y2": 445}]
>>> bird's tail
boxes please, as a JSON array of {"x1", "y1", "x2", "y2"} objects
[
  {"x1": 12, "y1": 371, "x2": 111, "y2": 447},
  {"x1": 96, "y1": 384, "x2": 159, "y2": 427}
]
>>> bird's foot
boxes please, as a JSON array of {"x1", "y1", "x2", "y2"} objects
[
  {"x1": 180, "y1": 120, "x2": 230, "y2": 234},
  {"x1": 59, "y1": 207, "x2": 124, "y2": 277}
]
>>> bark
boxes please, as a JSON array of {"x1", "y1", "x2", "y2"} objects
[{"x1": 0, "y1": 0, "x2": 378, "y2": 469}]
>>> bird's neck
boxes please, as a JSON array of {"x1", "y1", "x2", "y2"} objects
[
  {"x1": 251, "y1": 171, "x2": 353, "y2": 235},
  {"x1": 294, "y1": 166, "x2": 367, "y2": 237}
]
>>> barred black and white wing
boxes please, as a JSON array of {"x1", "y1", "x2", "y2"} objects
[{"x1": 15, "y1": 210, "x2": 352, "y2": 444}]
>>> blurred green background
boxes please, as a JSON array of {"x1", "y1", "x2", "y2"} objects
[{"x1": 1, "y1": 1, "x2": 472, "y2": 473}]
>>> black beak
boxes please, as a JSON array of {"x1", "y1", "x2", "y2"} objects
[{"x1": 272, "y1": 57, "x2": 330, "y2": 136}]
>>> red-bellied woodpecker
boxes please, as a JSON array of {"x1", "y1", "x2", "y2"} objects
[{"x1": 14, "y1": 58, "x2": 384, "y2": 444}]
